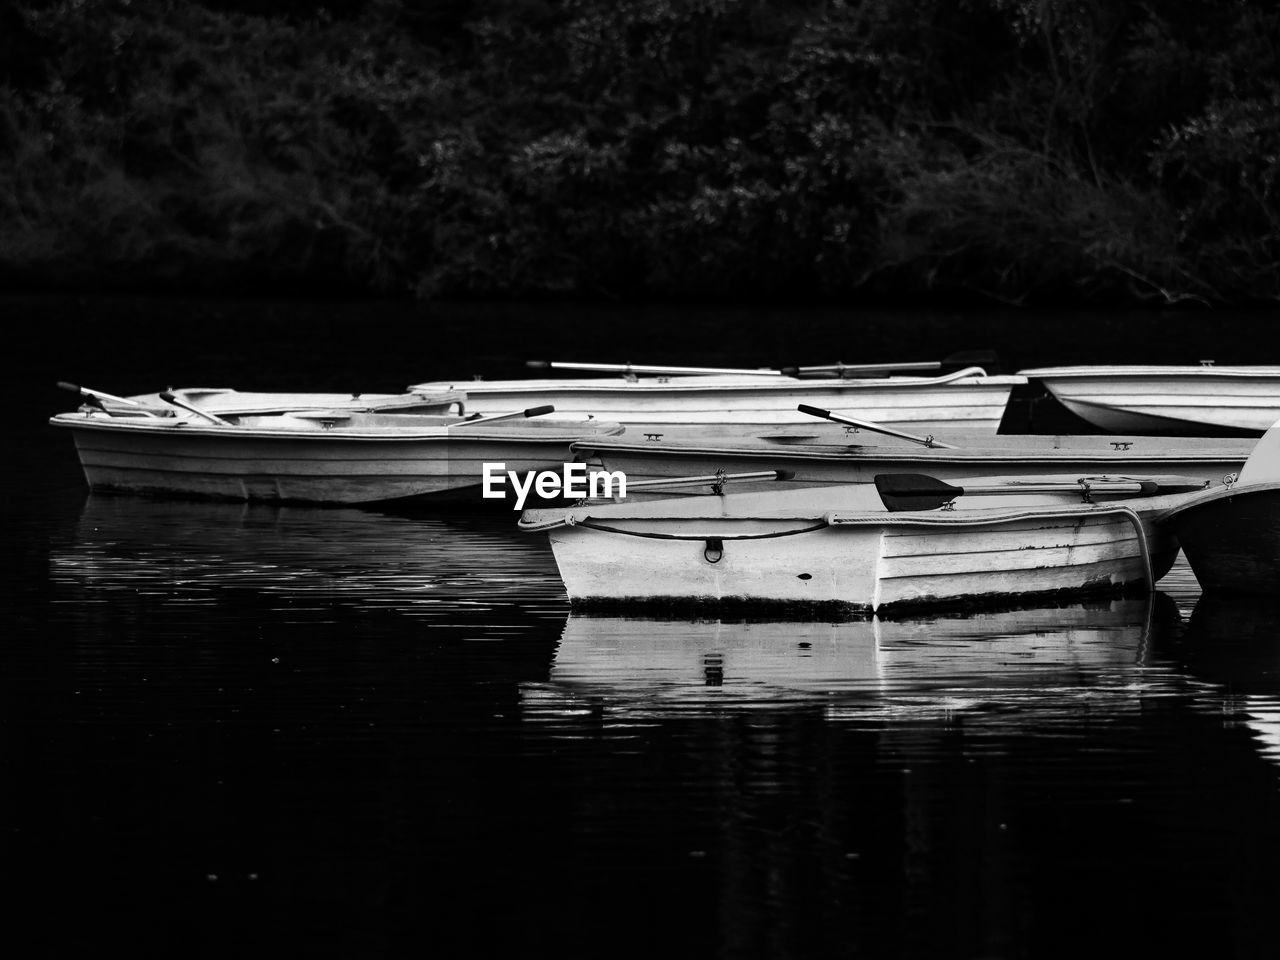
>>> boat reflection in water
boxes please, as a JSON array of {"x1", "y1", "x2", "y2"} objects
[
  {"x1": 50, "y1": 493, "x2": 566, "y2": 619},
  {"x1": 1159, "y1": 596, "x2": 1280, "y2": 768},
  {"x1": 524, "y1": 595, "x2": 1182, "y2": 719}
]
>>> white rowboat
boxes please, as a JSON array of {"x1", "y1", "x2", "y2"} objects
[
  {"x1": 1020, "y1": 365, "x2": 1280, "y2": 433},
  {"x1": 411, "y1": 367, "x2": 1025, "y2": 432},
  {"x1": 520, "y1": 477, "x2": 1198, "y2": 612},
  {"x1": 50, "y1": 407, "x2": 623, "y2": 504}
]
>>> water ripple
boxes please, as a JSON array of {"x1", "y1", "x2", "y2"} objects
[
  {"x1": 49, "y1": 494, "x2": 565, "y2": 619},
  {"x1": 523, "y1": 595, "x2": 1186, "y2": 724}
]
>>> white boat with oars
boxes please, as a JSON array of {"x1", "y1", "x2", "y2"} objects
[
  {"x1": 1019, "y1": 363, "x2": 1280, "y2": 434},
  {"x1": 571, "y1": 403, "x2": 1252, "y2": 491},
  {"x1": 520, "y1": 464, "x2": 1226, "y2": 612},
  {"x1": 51, "y1": 384, "x2": 623, "y2": 504},
  {"x1": 410, "y1": 358, "x2": 1026, "y2": 433}
]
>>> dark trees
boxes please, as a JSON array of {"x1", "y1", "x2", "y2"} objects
[{"x1": 2, "y1": 0, "x2": 1275, "y2": 302}]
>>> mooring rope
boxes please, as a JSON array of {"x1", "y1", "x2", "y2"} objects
[
  {"x1": 569, "y1": 519, "x2": 831, "y2": 541},
  {"x1": 1114, "y1": 504, "x2": 1154, "y2": 590}
]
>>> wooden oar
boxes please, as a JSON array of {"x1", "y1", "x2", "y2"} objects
[
  {"x1": 58, "y1": 381, "x2": 144, "y2": 408},
  {"x1": 797, "y1": 404, "x2": 957, "y2": 449},
  {"x1": 622, "y1": 469, "x2": 795, "y2": 490},
  {"x1": 450, "y1": 405, "x2": 556, "y2": 428},
  {"x1": 159, "y1": 391, "x2": 231, "y2": 426},
  {"x1": 526, "y1": 361, "x2": 782, "y2": 377},
  {"x1": 781, "y1": 350, "x2": 1000, "y2": 378},
  {"x1": 873, "y1": 473, "x2": 1206, "y2": 512},
  {"x1": 782, "y1": 361, "x2": 942, "y2": 377}
]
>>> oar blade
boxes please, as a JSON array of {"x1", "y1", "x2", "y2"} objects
[{"x1": 874, "y1": 473, "x2": 965, "y2": 512}]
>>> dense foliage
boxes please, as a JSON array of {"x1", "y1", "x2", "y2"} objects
[{"x1": 2, "y1": 0, "x2": 1276, "y2": 302}]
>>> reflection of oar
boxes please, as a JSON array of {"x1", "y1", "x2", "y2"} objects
[
  {"x1": 873, "y1": 473, "x2": 1205, "y2": 512},
  {"x1": 58, "y1": 381, "x2": 144, "y2": 408},
  {"x1": 797, "y1": 404, "x2": 957, "y2": 449},
  {"x1": 526, "y1": 361, "x2": 781, "y2": 377},
  {"x1": 619, "y1": 469, "x2": 795, "y2": 494},
  {"x1": 450, "y1": 405, "x2": 556, "y2": 428},
  {"x1": 159, "y1": 391, "x2": 231, "y2": 425}
]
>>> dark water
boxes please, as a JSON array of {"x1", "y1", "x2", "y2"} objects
[{"x1": 7, "y1": 297, "x2": 1280, "y2": 958}]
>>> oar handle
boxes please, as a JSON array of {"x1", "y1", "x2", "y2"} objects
[
  {"x1": 959, "y1": 480, "x2": 1158, "y2": 496},
  {"x1": 58, "y1": 381, "x2": 143, "y2": 407},
  {"x1": 797, "y1": 404, "x2": 958, "y2": 449},
  {"x1": 159, "y1": 391, "x2": 230, "y2": 425},
  {"x1": 451, "y1": 405, "x2": 557, "y2": 427}
]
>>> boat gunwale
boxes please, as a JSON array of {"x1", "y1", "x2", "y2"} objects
[
  {"x1": 410, "y1": 369, "x2": 1026, "y2": 395},
  {"x1": 519, "y1": 493, "x2": 1191, "y2": 533},
  {"x1": 1152, "y1": 478, "x2": 1280, "y2": 520},
  {"x1": 1020, "y1": 365, "x2": 1280, "y2": 380},
  {"x1": 48, "y1": 413, "x2": 624, "y2": 443},
  {"x1": 568, "y1": 436, "x2": 1254, "y2": 463}
]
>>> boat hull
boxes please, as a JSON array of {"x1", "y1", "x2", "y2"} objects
[
  {"x1": 411, "y1": 372, "x2": 1024, "y2": 431},
  {"x1": 1022, "y1": 366, "x2": 1280, "y2": 434},
  {"x1": 1167, "y1": 485, "x2": 1280, "y2": 597},
  {"x1": 539, "y1": 507, "x2": 1176, "y2": 613},
  {"x1": 52, "y1": 415, "x2": 615, "y2": 504}
]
